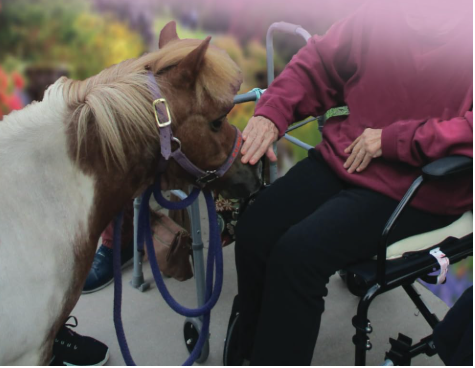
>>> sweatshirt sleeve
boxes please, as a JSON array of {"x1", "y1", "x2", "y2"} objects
[
  {"x1": 381, "y1": 110, "x2": 473, "y2": 166},
  {"x1": 254, "y1": 9, "x2": 365, "y2": 137}
]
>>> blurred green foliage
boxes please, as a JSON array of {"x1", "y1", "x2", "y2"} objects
[{"x1": 0, "y1": 0, "x2": 145, "y2": 79}]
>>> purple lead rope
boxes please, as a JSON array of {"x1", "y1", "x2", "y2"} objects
[{"x1": 112, "y1": 176, "x2": 223, "y2": 366}]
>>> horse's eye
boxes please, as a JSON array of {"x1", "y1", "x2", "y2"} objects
[{"x1": 210, "y1": 118, "x2": 224, "y2": 131}]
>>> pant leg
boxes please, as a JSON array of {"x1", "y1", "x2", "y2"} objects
[
  {"x1": 102, "y1": 200, "x2": 134, "y2": 250},
  {"x1": 235, "y1": 149, "x2": 346, "y2": 359},
  {"x1": 433, "y1": 286, "x2": 473, "y2": 366},
  {"x1": 249, "y1": 187, "x2": 459, "y2": 365}
]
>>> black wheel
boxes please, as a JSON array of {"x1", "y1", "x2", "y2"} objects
[
  {"x1": 339, "y1": 270, "x2": 368, "y2": 297},
  {"x1": 183, "y1": 317, "x2": 209, "y2": 363},
  {"x1": 223, "y1": 312, "x2": 240, "y2": 366},
  {"x1": 338, "y1": 269, "x2": 348, "y2": 283},
  {"x1": 223, "y1": 294, "x2": 243, "y2": 366},
  {"x1": 346, "y1": 272, "x2": 369, "y2": 297}
]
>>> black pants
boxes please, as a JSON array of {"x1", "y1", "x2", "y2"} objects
[
  {"x1": 235, "y1": 149, "x2": 458, "y2": 366},
  {"x1": 433, "y1": 286, "x2": 473, "y2": 366}
]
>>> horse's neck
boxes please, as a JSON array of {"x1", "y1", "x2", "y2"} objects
[{"x1": 0, "y1": 85, "x2": 96, "y2": 254}]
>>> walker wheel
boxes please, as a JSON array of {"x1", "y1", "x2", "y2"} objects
[{"x1": 183, "y1": 317, "x2": 210, "y2": 363}]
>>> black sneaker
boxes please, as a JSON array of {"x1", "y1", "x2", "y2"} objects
[
  {"x1": 82, "y1": 243, "x2": 134, "y2": 294},
  {"x1": 51, "y1": 316, "x2": 109, "y2": 366}
]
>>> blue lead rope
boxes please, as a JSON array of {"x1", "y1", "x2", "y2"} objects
[{"x1": 112, "y1": 178, "x2": 223, "y2": 366}]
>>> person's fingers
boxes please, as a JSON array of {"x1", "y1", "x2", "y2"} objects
[
  {"x1": 356, "y1": 154, "x2": 373, "y2": 172},
  {"x1": 347, "y1": 148, "x2": 366, "y2": 173},
  {"x1": 241, "y1": 123, "x2": 255, "y2": 152},
  {"x1": 249, "y1": 134, "x2": 275, "y2": 165},
  {"x1": 241, "y1": 127, "x2": 258, "y2": 162},
  {"x1": 242, "y1": 120, "x2": 253, "y2": 140},
  {"x1": 265, "y1": 145, "x2": 277, "y2": 162},
  {"x1": 344, "y1": 136, "x2": 361, "y2": 154},
  {"x1": 242, "y1": 130, "x2": 266, "y2": 164},
  {"x1": 344, "y1": 140, "x2": 361, "y2": 168}
]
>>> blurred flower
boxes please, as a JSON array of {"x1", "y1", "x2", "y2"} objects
[
  {"x1": 7, "y1": 94, "x2": 23, "y2": 111},
  {"x1": 0, "y1": 90, "x2": 7, "y2": 104},
  {"x1": 0, "y1": 68, "x2": 25, "y2": 117},
  {"x1": 0, "y1": 67, "x2": 8, "y2": 91},
  {"x1": 11, "y1": 71, "x2": 25, "y2": 90}
]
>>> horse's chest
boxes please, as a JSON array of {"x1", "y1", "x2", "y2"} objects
[{"x1": 0, "y1": 156, "x2": 95, "y2": 364}]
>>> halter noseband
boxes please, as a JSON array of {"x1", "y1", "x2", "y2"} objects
[{"x1": 147, "y1": 71, "x2": 243, "y2": 186}]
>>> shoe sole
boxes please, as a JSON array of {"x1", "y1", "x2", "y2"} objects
[
  {"x1": 81, "y1": 258, "x2": 134, "y2": 295},
  {"x1": 62, "y1": 348, "x2": 110, "y2": 366}
]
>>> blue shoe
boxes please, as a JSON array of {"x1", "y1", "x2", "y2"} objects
[{"x1": 82, "y1": 244, "x2": 133, "y2": 294}]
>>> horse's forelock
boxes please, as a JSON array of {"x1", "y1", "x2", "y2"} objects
[{"x1": 62, "y1": 38, "x2": 242, "y2": 171}]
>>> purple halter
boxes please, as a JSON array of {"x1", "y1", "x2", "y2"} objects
[{"x1": 147, "y1": 71, "x2": 242, "y2": 186}]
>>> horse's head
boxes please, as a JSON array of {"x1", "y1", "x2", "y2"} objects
[
  {"x1": 148, "y1": 22, "x2": 261, "y2": 198},
  {"x1": 64, "y1": 22, "x2": 261, "y2": 203}
]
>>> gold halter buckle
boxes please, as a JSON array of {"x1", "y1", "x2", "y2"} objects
[{"x1": 153, "y1": 98, "x2": 172, "y2": 128}]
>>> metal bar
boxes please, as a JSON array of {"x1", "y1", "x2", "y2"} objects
[
  {"x1": 131, "y1": 196, "x2": 150, "y2": 292},
  {"x1": 171, "y1": 189, "x2": 205, "y2": 309},
  {"x1": 285, "y1": 116, "x2": 318, "y2": 133},
  {"x1": 170, "y1": 190, "x2": 193, "y2": 224},
  {"x1": 190, "y1": 194, "x2": 206, "y2": 309},
  {"x1": 266, "y1": 22, "x2": 311, "y2": 86},
  {"x1": 283, "y1": 134, "x2": 314, "y2": 150},
  {"x1": 233, "y1": 90, "x2": 266, "y2": 105},
  {"x1": 266, "y1": 22, "x2": 311, "y2": 184},
  {"x1": 377, "y1": 176, "x2": 424, "y2": 286},
  {"x1": 409, "y1": 337, "x2": 434, "y2": 358},
  {"x1": 403, "y1": 284, "x2": 440, "y2": 328},
  {"x1": 353, "y1": 284, "x2": 381, "y2": 366}
]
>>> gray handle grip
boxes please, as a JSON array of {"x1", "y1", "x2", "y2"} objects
[
  {"x1": 233, "y1": 91, "x2": 259, "y2": 104},
  {"x1": 271, "y1": 21, "x2": 302, "y2": 35}
]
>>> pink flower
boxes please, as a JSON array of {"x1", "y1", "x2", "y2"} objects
[
  {"x1": 0, "y1": 68, "x2": 8, "y2": 91},
  {"x1": 11, "y1": 72, "x2": 25, "y2": 90},
  {"x1": 7, "y1": 94, "x2": 23, "y2": 111}
]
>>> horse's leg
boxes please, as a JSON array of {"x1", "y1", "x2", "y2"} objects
[{"x1": 9, "y1": 349, "x2": 46, "y2": 366}]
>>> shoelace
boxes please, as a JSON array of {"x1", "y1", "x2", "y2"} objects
[
  {"x1": 55, "y1": 316, "x2": 80, "y2": 348},
  {"x1": 64, "y1": 315, "x2": 78, "y2": 329}
]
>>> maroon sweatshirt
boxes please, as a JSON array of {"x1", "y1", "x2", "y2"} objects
[{"x1": 254, "y1": 0, "x2": 472, "y2": 216}]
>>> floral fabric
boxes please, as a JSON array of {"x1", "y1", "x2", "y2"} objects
[{"x1": 215, "y1": 195, "x2": 242, "y2": 247}]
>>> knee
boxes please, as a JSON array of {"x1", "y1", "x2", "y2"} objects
[
  {"x1": 269, "y1": 228, "x2": 306, "y2": 266},
  {"x1": 269, "y1": 228, "x2": 328, "y2": 281},
  {"x1": 267, "y1": 229, "x2": 330, "y2": 298}
]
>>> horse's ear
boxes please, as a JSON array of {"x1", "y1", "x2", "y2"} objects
[
  {"x1": 172, "y1": 36, "x2": 211, "y2": 87},
  {"x1": 159, "y1": 21, "x2": 179, "y2": 49}
]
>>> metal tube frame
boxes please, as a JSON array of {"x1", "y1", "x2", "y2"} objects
[{"x1": 131, "y1": 196, "x2": 150, "y2": 292}]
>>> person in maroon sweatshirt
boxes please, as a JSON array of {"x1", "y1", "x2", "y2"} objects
[{"x1": 230, "y1": 0, "x2": 472, "y2": 365}]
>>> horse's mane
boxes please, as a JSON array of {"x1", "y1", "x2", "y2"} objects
[{"x1": 62, "y1": 39, "x2": 242, "y2": 170}]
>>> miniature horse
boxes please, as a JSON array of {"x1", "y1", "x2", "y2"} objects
[{"x1": 0, "y1": 22, "x2": 260, "y2": 365}]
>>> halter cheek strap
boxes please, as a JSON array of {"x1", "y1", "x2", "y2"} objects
[{"x1": 147, "y1": 71, "x2": 243, "y2": 186}]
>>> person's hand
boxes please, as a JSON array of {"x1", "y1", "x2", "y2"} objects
[
  {"x1": 344, "y1": 128, "x2": 382, "y2": 173},
  {"x1": 241, "y1": 116, "x2": 279, "y2": 165}
]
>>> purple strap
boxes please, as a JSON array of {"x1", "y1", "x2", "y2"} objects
[
  {"x1": 171, "y1": 127, "x2": 243, "y2": 186},
  {"x1": 147, "y1": 72, "x2": 173, "y2": 160}
]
